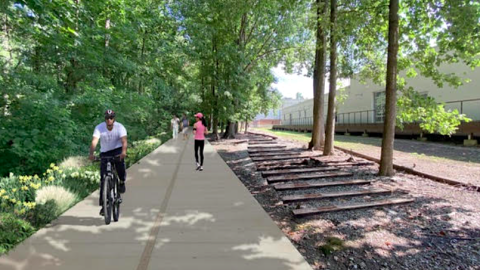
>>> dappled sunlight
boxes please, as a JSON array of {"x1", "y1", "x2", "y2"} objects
[
  {"x1": 232, "y1": 236, "x2": 310, "y2": 269},
  {"x1": 234, "y1": 201, "x2": 245, "y2": 207},
  {"x1": 233, "y1": 236, "x2": 304, "y2": 262},
  {"x1": 154, "y1": 145, "x2": 179, "y2": 154},
  {"x1": 160, "y1": 210, "x2": 216, "y2": 226},
  {"x1": 143, "y1": 159, "x2": 161, "y2": 166},
  {"x1": 43, "y1": 237, "x2": 70, "y2": 252}
]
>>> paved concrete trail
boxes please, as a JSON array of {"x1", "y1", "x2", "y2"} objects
[{"x1": 0, "y1": 137, "x2": 311, "y2": 270}]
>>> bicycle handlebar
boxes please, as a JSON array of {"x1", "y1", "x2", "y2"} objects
[{"x1": 93, "y1": 155, "x2": 122, "y2": 162}]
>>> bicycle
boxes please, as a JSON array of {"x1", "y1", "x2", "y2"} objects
[{"x1": 95, "y1": 155, "x2": 122, "y2": 225}]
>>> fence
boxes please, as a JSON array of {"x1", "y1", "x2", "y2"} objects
[{"x1": 280, "y1": 98, "x2": 480, "y2": 126}]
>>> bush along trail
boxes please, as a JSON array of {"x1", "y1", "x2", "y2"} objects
[{"x1": 0, "y1": 134, "x2": 168, "y2": 255}]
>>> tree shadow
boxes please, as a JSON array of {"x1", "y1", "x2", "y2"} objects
[
  {"x1": 335, "y1": 135, "x2": 480, "y2": 164},
  {"x1": 214, "y1": 138, "x2": 480, "y2": 269},
  {"x1": 0, "y1": 137, "x2": 312, "y2": 270}
]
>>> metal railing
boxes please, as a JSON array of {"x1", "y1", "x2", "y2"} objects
[{"x1": 279, "y1": 98, "x2": 480, "y2": 126}]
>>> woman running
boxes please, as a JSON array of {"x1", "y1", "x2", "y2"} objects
[{"x1": 193, "y1": 112, "x2": 208, "y2": 171}]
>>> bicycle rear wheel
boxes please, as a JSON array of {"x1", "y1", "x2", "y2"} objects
[
  {"x1": 103, "y1": 175, "x2": 112, "y2": 225},
  {"x1": 113, "y1": 177, "x2": 120, "y2": 222}
]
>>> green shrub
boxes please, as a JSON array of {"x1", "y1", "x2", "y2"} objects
[
  {"x1": 0, "y1": 213, "x2": 35, "y2": 255},
  {"x1": 26, "y1": 200, "x2": 58, "y2": 228},
  {"x1": 35, "y1": 186, "x2": 77, "y2": 216}
]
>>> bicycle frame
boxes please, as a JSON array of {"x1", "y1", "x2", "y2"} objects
[{"x1": 97, "y1": 155, "x2": 121, "y2": 225}]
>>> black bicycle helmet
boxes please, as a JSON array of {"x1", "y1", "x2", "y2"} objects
[{"x1": 104, "y1": 109, "x2": 116, "y2": 118}]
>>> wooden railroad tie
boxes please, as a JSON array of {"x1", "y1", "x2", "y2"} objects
[
  {"x1": 282, "y1": 188, "x2": 393, "y2": 203},
  {"x1": 249, "y1": 151, "x2": 303, "y2": 157},
  {"x1": 292, "y1": 198, "x2": 415, "y2": 217},
  {"x1": 266, "y1": 172, "x2": 353, "y2": 184},
  {"x1": 274, "y1": 179, "x2": 372, "y2": 191},
  {"x1": 262, "y1": 167, "x2": 340, "y2": 177},
  {"x1": 256, "y1": 161, "x2": 372, "y2": 171},
  {"x1": 252, "y1": 155, "x2": 322, "y2": 162},
  {"x1": 248, "y1": 145, "x2": 287, "y2": 149},
  {"x1": 248, "y1": 148, "x2": 294, "y2": 153},
  {"x1": 248, "y1": 141, "x2": 278, "y2": 145}
]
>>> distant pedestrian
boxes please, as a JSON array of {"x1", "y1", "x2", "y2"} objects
[
  {"x1": 181, "y1": 113, "x2": 190, "y2": 140},
  {"x1": 171, "y1": 115, "x2": 180, "y2": 139},
  {"x1": 193, "y1": 112, "x2": 208, "y2": 171}
]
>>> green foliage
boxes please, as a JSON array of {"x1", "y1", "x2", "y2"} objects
[
  {"x1": 26, "y1": 200, "x2": 58, "y2": 228},
  {"x1": 0, "y1": 212, "x2": 35, "y2": 255},
  {"x1": 397, "y1": 88, "x2": 471, "y2": 135}
]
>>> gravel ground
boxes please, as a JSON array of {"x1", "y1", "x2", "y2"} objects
[{"x1": 211, "y1": 133, "x2": 480, "y2": 270}]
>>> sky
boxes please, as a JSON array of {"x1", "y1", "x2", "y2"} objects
[
  {"x1": 270, "y1": 65, "x2": 314, "y2": 99},
  {"x1": 271, "y1": 65, "x2": 350, "y2": 100}
]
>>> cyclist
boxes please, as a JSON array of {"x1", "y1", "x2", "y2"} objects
[
  {"x1": 193, "y1": 112, "x2": 208, "y2": 171},
  {"x1": 89, "y1": 110, "x2": 127, "y2": 216}
]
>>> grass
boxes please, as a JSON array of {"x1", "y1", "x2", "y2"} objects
[
  {"x1": 253, "y1": 128, "x2": 479, "y2": 164},
  {"x1": 253, "y1": 128, "x2": 369, "y2": 150}
]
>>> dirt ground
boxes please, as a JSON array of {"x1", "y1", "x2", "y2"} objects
[
  {"x1": 211, "y1": 133, "x2": 480, "y2": 270},
  {"x1": 333, "y1": 135, "x2": 480, "y2": 187}
]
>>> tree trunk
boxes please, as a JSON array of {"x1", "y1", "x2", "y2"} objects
[
  {"x1": 227, "y1": 121, "x2": 236, "y2": 139},
  {"x1": 211, "y1": 38, "x2": 220, "y2": 141},
  {"x1": 323, "y1": 0, "x2": 337, "y2": 155},
  {"x1": 379, "y1": 0, "x2": 399, "y2": 176},
  {"x1": 245, "y1": 116, "x2": 249, "y2": 134},
  {"x1": 308, "y1": 0, "x2": 327, "y2": 150}
]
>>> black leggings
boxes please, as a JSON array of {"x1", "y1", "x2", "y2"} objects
[{"x1": 194, "y1": 140, "x2": 205, "y2": 166}]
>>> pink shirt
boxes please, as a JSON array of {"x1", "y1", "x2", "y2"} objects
[{"x1": 194, "y1": 121, "x2": 206, "y2": 140}]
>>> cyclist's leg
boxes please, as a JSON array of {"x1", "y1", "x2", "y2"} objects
[{"x1": 115, "y1": 158, "x2": 126, "y2": 194}]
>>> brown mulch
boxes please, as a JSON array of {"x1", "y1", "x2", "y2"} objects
[{"x1": 210, "y1": 133, "x2": 480, "y2": 270}]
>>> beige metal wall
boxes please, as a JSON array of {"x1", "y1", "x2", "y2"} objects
[{"x1": 281, "y1": 61, "x2": 480, "y2": 124}]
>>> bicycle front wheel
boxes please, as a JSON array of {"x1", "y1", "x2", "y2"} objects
[
  {"x1": 113, "y1": 177, "x2": 120, "y2": 222},
  {"x1": 103, "y1": 175, "x2": 112, "y2": 225}
]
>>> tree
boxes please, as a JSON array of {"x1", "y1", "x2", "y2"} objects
[
  {"x1": 323, "y1": 0, "x2": 337, "y2": 155},
  {"x1": 308, "y1": 0, "x2": 327, "y2": 150},
  {"x1": 379, "y1": 0, "x2": 399, "y2": 176}
]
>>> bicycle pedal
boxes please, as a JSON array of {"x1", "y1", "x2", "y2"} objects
[{"x1": 117, "y1": 197, "x2": 123, "y2": 204}]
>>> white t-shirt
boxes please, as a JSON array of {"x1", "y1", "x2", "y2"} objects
[
  {"x1": 171, "y1": 118, "x2": 179, "y2": 129},
  {"x1": 93, "y1": 122, "x2": 127, "y2": 153}
]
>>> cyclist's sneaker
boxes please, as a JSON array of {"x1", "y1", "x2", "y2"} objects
[
  {"x1": 196, "y1": 162, "x2": 200, "y2": 170},
  {"x1": 118, "y1": 183, "x2": 126, "y2": 194},
  {"x1": 199, "y1": 166, "x2": 203, "y2": 171},
  {"x1": 99, "y1": 207, "x2": 104, "y2": 216},
  {"x1": 117, "y1": 196, "x2": 123, "y2": 204}
]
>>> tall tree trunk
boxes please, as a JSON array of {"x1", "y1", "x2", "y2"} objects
[
  {"x1": 211, "y1": 38, "x2": 220, "y2": 140},
  {"x1": 323, "y1": 0, "x2": 337, "y2": 155},
  {"x1": 244, "y1": 116, "x2": 248, "y2": 134},
  {"x1": 308, "y1": 0, "x2": 327, "y2": 150},
  {"x1": 223, "y1": 121, "x2": 236, "y2": 139},
  {"x1": 138, "y1": 32, "x2": 147, "y2": 93},
  {"x1": 379, "y1": 0, "x2": 399, "y2": 176}
]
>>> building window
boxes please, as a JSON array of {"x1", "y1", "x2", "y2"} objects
[{"x1": 374, "y1": 91, "x2": 385, "y2": 123}]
